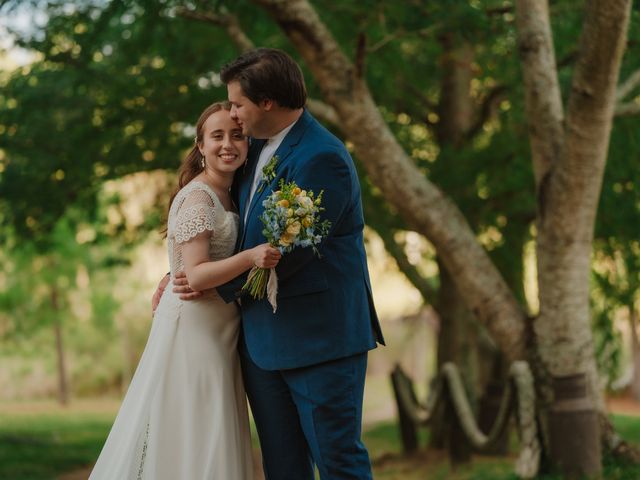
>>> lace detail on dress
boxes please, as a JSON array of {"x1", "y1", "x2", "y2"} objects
[
  {"x1": 136, "y1": 422, "x2": 150, "y2": 480},
  {"x1": 174, "y1": 203, "x2": 216, "y2": 244},
  {"x1": 167, "y1": 181, "x2": 239, "y2": 276}
]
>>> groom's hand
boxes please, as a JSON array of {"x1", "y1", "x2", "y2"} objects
[{"x1": 172, "y1": 271, "x2": 203, "y2": 300}]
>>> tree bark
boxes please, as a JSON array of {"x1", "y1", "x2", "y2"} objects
[
  {"x1": 534, "y1": 0, "x2": 630, "y2": 381},
  {"x1": 435, "y1": 34, "x2": 474, "y2": 148},
  {"x1": 531, "y1": 0, "x2": 631, "y2": 418},
  {"x1": 514, "y1": 0, "x2": 564, "y2": 188}
]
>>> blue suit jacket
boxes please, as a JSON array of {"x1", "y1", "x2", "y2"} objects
[{"x1": 218, "y1": 110, "x2": 384, "y2": 370}]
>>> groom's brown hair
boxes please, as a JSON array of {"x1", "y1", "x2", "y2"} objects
[{"x1": 220, "y1": 48, "x2": 307, "y2": 109}]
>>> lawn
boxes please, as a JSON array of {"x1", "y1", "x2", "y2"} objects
[
  {"x1": 2, "y1": 401, "x2": 640, "y2": 480},
  {"x1": 0, "y1": 406, "x2": 113, "y2": 480}
]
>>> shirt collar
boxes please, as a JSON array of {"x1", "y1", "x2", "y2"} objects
[{"x1": 267, "y1": 120, "x2": 297, "y2": 146}]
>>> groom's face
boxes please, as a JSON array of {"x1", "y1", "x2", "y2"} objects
[{"x1": 227, "y1": 81, "x2": 270, "y2": 139}]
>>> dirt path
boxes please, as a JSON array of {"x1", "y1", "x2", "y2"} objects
[{"x1": 607, "y1": 395, "x2": 640, "y2": 417}]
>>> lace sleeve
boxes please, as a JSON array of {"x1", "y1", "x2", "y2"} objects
[{"x1": 174, "y1": 189, "x2": 217, "y2": 244}]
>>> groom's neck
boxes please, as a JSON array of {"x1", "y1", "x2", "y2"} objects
[{"x1": 263, "y1": 108, "x2": 303, "y2": 138}]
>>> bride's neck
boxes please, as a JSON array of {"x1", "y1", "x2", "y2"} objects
[{"x1": 201, "y1": 171, "x2": 232, "y2": 196}]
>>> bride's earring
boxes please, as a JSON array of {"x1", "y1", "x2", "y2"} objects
[{"x1": 201, "y1": 158, "x2": 205, "y2": 169}]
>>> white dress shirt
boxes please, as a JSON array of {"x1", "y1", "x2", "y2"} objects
[{"x1": 245, "y1": 121, "x2": 296, "y2": 222}]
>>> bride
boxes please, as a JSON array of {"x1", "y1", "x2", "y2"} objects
[{"x1": 90, "y1": 101, "x2": 281, "y2": 479}]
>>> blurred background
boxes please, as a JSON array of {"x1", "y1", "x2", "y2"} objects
[{"x1": 0, "y1": 1, "x2": 639, "y2": 479}]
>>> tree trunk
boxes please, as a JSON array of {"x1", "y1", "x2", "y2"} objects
[
  {"x1": 435, "y1": 33, "x2": 474, "y2": 148},
  {"x1": 51, "y1": 286, "x2": 70, "y2": 406},
  {"x1": 515, "y1": 0, "x2": 633, "y2": 475}
]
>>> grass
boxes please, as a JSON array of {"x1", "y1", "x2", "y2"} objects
[
  {"x1": 0, "y1": 409, "x2": 113, "y2": 479},
  {"x1": 2, "y1": 403, "x2": 640, "y2": 480},
  {"x1": 366, "y1": 414, "x2": 640, "y2": 480}
]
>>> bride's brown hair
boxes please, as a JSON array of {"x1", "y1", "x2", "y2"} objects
[{"x1": 162, "y1": 101, "x2": 234, "y2": 237}]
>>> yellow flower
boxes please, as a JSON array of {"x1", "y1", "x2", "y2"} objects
[
  {"x1": 300, "y1": 190, "x2": 307, "y2": 197},
  {"x1": 278, "y1": 199, "x2": 290, "y2": 208},
  {"x1": 286, "y1": 222, "x2": 301, "y2": 236},
  {"x1": 292, "y1": 187, "x2": 301, "y2": 195},
  {"x1": 279, "y1": 233, "x2": 293, "y2": 247},
  {"x1": 302, "y1": 216, "x2": 312, "y2": 228}
]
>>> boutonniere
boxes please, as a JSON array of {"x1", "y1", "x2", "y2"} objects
[{"x1": 257, "y1": 155, "x2": 279, "y2": 193}]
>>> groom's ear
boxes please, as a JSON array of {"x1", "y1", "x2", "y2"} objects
[{"x1": 261, "y1": 99, "x2": 274, "y2": 111}]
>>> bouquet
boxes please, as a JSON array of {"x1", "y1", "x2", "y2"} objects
[{"x1": 242, "y1": 179, "x2": 331, "y2": 312}]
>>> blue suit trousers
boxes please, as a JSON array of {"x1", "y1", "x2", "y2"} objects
[{"x1": 240, "y1": 336, "x2": 373, "y2": 480}]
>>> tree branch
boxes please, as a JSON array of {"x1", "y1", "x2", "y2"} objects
[
  {"x1": 616, "y1": 68, "x2": 640, "y2": 101},
  {"x1": 175, "y1": 7, "x2": 254, "y2": 52},
  {"x1": 615, "y1": 101, "x2": 640, "y2": 117},
  {"x1": 514, "y1": 0, "x2": 564, "y2": 189},
  {"x1": 305, "y1": 98, "x2": 339, "y2": 125},
  {"x1": 400, "y1": 79, "x2": 438, "y2": 112},
  {"x1": 380, "y1": 230, "x2": 437, "y2": 305},
  {"x1": 466, "y1": 85, "x2": 509, "y2": 141},
  {"x1": 558, "y1": 0, "x2": 632, "y2": 189},
  {"x1": 486, "y1": 6, "x2": 514, "y2": 16},
  {"x1": 367, "y1": 25, "x2": 440, "y2": 53},
  {"x1": 367, "y1": 31, "x2": 401, "y2": 54}
]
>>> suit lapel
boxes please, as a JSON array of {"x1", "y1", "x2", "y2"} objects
[
  {"x1": 239, "y1": 111, "x2": 313, "y2": 247},
  {"x1": 239, "y1": 139, "x2": 266, "y2": 219},
  {"x1": 234, "y1": 139, "x2": 266, "y2": 251}
]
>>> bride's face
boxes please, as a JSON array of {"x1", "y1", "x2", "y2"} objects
[{"x1": 199, "y1": 109, "x2": 248, "y2": 174}]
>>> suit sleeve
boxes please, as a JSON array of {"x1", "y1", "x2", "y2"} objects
[{"x1": 274, "y1": 151, "x2": 352, "y2": 281}]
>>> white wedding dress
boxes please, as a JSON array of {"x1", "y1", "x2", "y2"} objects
[{"x1": 90, "y1": 181, "x2": 254, "y2": 480}]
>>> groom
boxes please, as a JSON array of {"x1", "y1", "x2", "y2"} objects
[{"x1": 176, "y1": 48, "x2": 383, "y2": 479}]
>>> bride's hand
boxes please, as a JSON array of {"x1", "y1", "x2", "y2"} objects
[
  {"x1": 172, "y1": 270, "x2": 203, "y2": 300},
  {"x1": 151, "y1": 273, "x2": 170, "y2": 314},
  {"x1": 251, "y1": 244, "x2": 282, "y2": 269}
]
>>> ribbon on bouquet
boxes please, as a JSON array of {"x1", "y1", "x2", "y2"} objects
[{"x1": 266, "y1": 268, "x2": 279, "y2": 313}]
